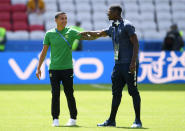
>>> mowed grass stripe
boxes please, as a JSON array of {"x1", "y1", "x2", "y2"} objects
[
  {"x1": 0, "y1": 84, "x2": 185, "y2": 91},
  {"x1": 0, "y1": 84, "x2": 185, "y2": 131}
]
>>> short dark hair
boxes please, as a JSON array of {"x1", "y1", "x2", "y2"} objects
[
  {"x1": 109, "y1": 5, "x2": 122, "y2": 16},
  {"x1": 55, "y1": 12, "x2": 66, "y2": 19}
]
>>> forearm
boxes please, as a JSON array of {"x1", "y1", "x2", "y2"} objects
[
  {"x1": 131, "y1": 43, "x2": 139, "y2": 63},
  {"x1": 80, "y1": 31, "x2": 107, "y2": 40},
  {"x1": 37, "y1": 45, "x2": 49, "y2": 69},
  {"x1": 86, "y1": 31, "x2": 101, "y2": 37},
  {"x1": 37, "y1": 51, "x2": 47, "y2": 70},
  {"x1": 81, "y1": 33, "x2": 99, "y2": 40},
  {"x1": 130, "y1": 35, "x2": 139, "y2": 63},
  {"x1": 80, "y1": 32, "x2": 100, "y2": 40}
]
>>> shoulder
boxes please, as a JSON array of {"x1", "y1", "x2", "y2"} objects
[
  {"x1": 44, "y1": 28, "x2": 56, "y2": 37},
  {"x1": 45, "y1": 28, "x2": 56, "y2": 34},
  {"x1": 69, "y1": 26, "x2": 84, "y2": 32},
  {"x1": 123, "y1": 19, "x2": 134, "y2": 27},
  {"x1": 67, "y1": 27, "x2": 76, "y2": 31},
  {"x1": 103, "y1": 24, "x2": 112, "y2": 35},
  {"x1": 109, "y1": 23, "x2": 113, "y2": 29},
  {"x1": 67, "y1": 27, "x2": 80, "y2": 34},
  {"x1": 105, "y1": 24, "x2": 113, "y2": 31},
  {"x1": 122, "y1": 19, "x2": 135, "y2": 31}
]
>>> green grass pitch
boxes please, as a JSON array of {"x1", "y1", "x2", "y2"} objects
[{"x1": 0, "y1": 84, "x2": 185, "y2": 131}]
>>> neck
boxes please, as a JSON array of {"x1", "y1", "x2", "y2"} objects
[
  {"x1": 57, "y1": 25, "x2": 65, "y2": 31},
  {"x1": 113, "y1": 16, "x2": 122, "y2": 21}
]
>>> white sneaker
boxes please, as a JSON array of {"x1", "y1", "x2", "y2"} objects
[
  {"x1": 66, "y1": 118, "x2": 76, "y2": 126},
  {"x1": 52, "y1": 119, "x2": 59, "y2": 127},
  {"x1": 131, "y1": 123, "x2": 142, "y2": 128}
]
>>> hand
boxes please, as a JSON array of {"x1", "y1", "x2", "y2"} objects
[
  {"x1": 129, "y1": 61, "x2": 136, "y2": 74},
  {"x1": 36, "y1": 69, "x2": 41, "y2": 80}
]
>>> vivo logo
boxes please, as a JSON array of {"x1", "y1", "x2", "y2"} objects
[
  {"x1": 73, "y1": 58, "x2": 104, "y2": 80},
  {"x1": 8, "y1": 57, "x2": 104, "y2": 80}
]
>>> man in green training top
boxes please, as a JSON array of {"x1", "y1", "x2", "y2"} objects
[
  {"x1": 70, "y1": 21, "x2": 84, "y2": 51},
  {"x1": 36, "y1": 12, "x2": 95, "y2": 127},
  {"x1": 0, "y1": 27, "x2": 7, "y2": 51}
]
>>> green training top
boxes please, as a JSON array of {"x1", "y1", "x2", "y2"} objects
[
  {"x1": 0, "y1": 27, "x2": 6, "y2": 37},
  {"x1": 43, "y1": 27, "x2": 81, "y2": 70}
]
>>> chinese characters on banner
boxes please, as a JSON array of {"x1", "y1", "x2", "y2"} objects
[{"x1": 138, "y1": 51, "x2": 185, "y2": 83}]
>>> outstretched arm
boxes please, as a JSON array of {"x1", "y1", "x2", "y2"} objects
[{"x1": 80, "y1": 30, "x2": 108, "y2": 40}]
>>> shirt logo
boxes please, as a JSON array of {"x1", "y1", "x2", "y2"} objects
[
  {"x1": 70, "y1": 75, "x2": 73, "y2": 78},
  {"x1": 114, "y1": 21, "x2": 120, "y2": 26},
  {"x1": 49, "y1": 73, "x2": 52, "y2": 77}
]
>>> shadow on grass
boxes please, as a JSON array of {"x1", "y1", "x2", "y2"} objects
[
  {"x1": 0, "y1": 84, "x2": 185, "y2": 91},
  {"x1": 57, "y1": 125, "x2": 82, "y2": 128},
  {"x1": 54, "y1": 125, "x2": 149, "y2": 129},
  {"x1": 116, "y1": 126, "x2": 149, "y2": 129}
]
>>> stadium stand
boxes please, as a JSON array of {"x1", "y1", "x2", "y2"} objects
[
  {"x1": 12, "y1": 12, "x2": 28, "y2": 23},
  {"x1": 76, "y1": 12, "x2": 91, "y2": 23},
  {"x1": 11, "y1": 4, "x2": 27, "y2": 12},
  {"x1": 0, "y1": 0, "x2": 11, "y2": 4},
  {"x1": 0, "y1": 0, "x2": 184, "y2": 40},
  {"x1": 59, "y1": 2, "x2": 75, "y2": 12},
  {"x1": 0, "y1": 12, "x2": 11, "y2": 22},
  {"x1": 45, "y1": 3, "x2": 57, "y2": 12},
  {"x1": 11, "y1": 0, "x2": 27, "y2": 5},
  {"x1": 12, "y1": 22, "x2": 28, "y2": 31},
  {"x1": 81, "y1": 22, "x2": 93, "y2": 31},
  {"x1": 45, "y1": 21, "x2": 56, "y2": 31},
  {"x1": 29, "y1": 25, "x2": 45, "y2": 31},
  {"x1": 0, "y1": 3, "x2": 12, "y2": 12},
  {"x1": 30, "y1": 31, "x2": 45, "y2": 40},
  {"x1": 158, "y1": 20, "x2": 172, "y2": 31},
  {"x1": 0, "y1": 22, "x2": 12, "y2": 31},
  {"x1": 7, "y1": 31, "x2": 29, "y2": 40},
  {"x1": 28, "y1": 13, "x2": 44, "y2": 25},
  {"x1": 91, "y1": 2, "x2": 107, "y2": 12},
  {"x1": 139, "y1": 3, "x2": 155, "y2": 13}
]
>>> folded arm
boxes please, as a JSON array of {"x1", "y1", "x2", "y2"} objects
[{"x1": 80, "y1": 30, "x2": 108, "y2": 40}]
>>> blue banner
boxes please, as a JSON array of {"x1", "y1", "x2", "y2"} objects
[
  {"x1": 6, "y1": 40, "x2": 164, "y2": 52},
  {"x1": 0, "y1": 51, "x2": 185, "y2": 84}
]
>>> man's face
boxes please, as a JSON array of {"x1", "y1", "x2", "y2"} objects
[
  {"x1": 107, "y1": 9, "x2": 117, "y2": 20},
  {"x1": 55, "y1": 14, "x2": 67, "y2": 27}
]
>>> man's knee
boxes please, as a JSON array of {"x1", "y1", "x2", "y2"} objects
[
  {"x1": 52, "y1": 89, "x2": 60, "y2": 98},
  {"x1": 64, "y1": 88, "x2": 74, "y2": 97},
  {"x1": 128, "y1": 88, "x2": 139, "y2": 96},
  {"x1": 112, "y1": 92, "x2": 122, "y2": 99},
  {"x1": 112, "y1": 93, "x2": 122, "y2": 107}
]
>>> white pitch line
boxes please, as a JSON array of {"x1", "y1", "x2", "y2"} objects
[{"x1": 91, "y1": 84, "x2": 111, "y2": 89}]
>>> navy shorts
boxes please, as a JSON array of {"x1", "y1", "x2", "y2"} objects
[{"x1": 111, "y1": 63, "x2": 139, "y2": 96}]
